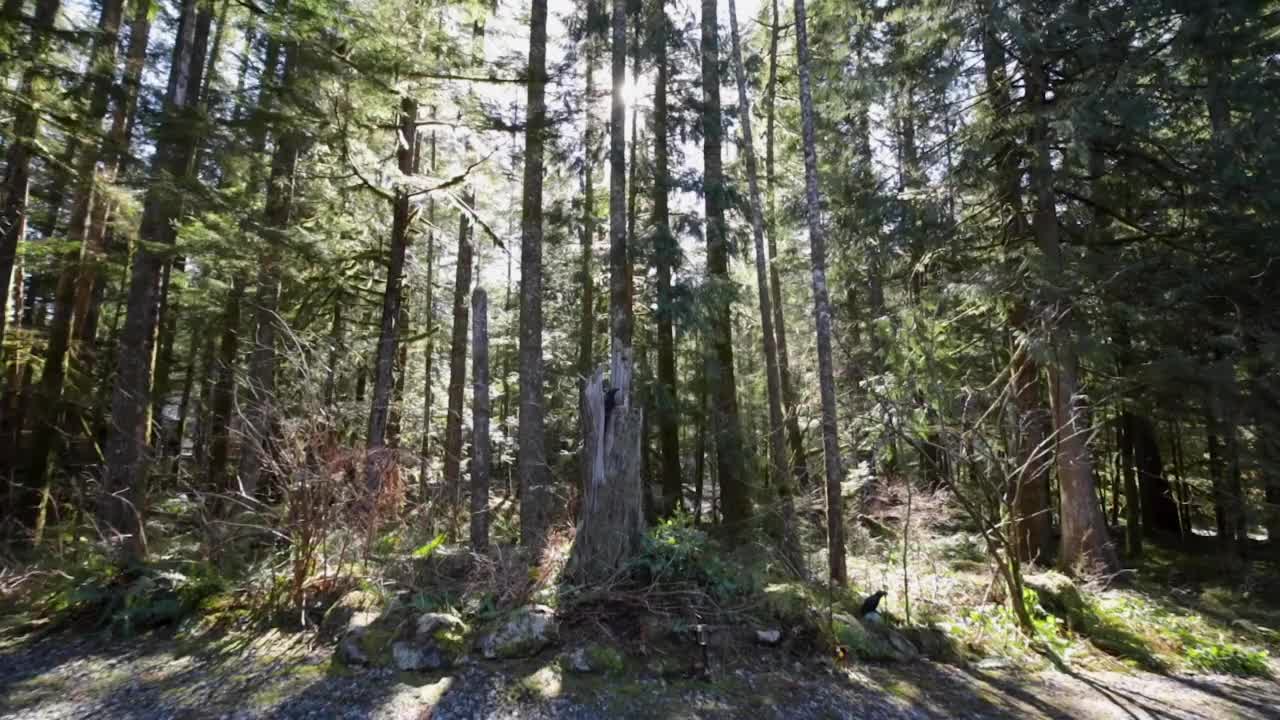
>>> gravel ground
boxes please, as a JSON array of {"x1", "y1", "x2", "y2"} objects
[{"x1": 1, "y1": 631, "x2": 1276, "y2": 719}]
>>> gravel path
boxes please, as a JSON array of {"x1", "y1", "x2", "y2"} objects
[{"x1": 1, "y1": 631, "x2": 1275, "y2": 719}]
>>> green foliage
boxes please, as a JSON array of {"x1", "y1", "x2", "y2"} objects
[
  {"x1": 1183, "y1": 640, "x2": 1271, "y2": 677},
  {"x1": 632, "y1": 511, "x2": 757, "y2": 602},
  {"x1": 43, "y1": 559, "x2": 228, "y2": 637},
  {"x1": 1023, "y1": 588, "x2": 1072, "y2": 657},
  {"x1": 411, "y1": 533, "x2": 447, "y2": 559}
]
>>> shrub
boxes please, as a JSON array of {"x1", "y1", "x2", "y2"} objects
[
  {"x1": 1183, "y1": 639, "x2": 1271, "y2": 677},
  {"x1": 631, "y1": 512, "x2": 755, "y2": 602}
]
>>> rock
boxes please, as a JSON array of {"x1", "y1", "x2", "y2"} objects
[
  {"x1": 337, "y1": 622, "x2": 388, "y2": 666},
  {"x1": 411, "y1": 545, "x2": 476, "y2": 585},
  {"x1": 392, "y1": 641, "x2": 442, "y2": 671},
  {"x1": 564, "y1": 644, "x2": 625, "y2": 675},
  {"x1": 320, "y1": 590, "x2": 381, "y2": 639},
  {"x1": 566, "y1": 648, "x2": 593, "y2": 673},
  {"x1": 335, "y1": 608, "x2": 469, "y2": 671},
  {"x1": 1024, "y1": 571, "x2": 1091, "y2": 628},
  {"x1": 479, "y1": 604, "x2": 559, "y2": 659},
  {"x1": 901, "y1": 627, "x2": 955, "y2": 660},
  {"x1": 394, "y1": 612, "x2": 470, "y2": 670},
  {"x1": 333, "y1": 608, "x2": 382, "y2": 666},
  {"x1": 830, "y1": 612, "x2": 918, "y2": 662},
  {"x1": 755, "y1": 629, "x2": 783, "y2": 646}
]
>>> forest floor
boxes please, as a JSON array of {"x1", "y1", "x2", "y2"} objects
[{"x1": 1, "y1": 625, "x2": 1277, "y2": 720}]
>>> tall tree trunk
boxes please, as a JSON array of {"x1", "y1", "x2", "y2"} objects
[
  {"x1": 206, "y1": 281, "x2": 242, "y2": 498},
  {"x1": 167, "y1": 322, "x2": 200, "y2": 460},
  {"x1": 764, "y1": 0, "x2": 807, "y2": 489},
  {"x1": 518, "y1": 0, "x2": 550, "y2": 552},
  {"x1": 239, "y1": 40, "x2": 301, "y2": 501},
  {"x1": 501, "y1": 241, "x2": 513, "y2": 498},
  {"x1": 1008, "y1": 307, "x2": 1053, "y2": 563},
  {"x1": 1199, "y1": 6, "x2": 1248, "y2": 556},
  {"x1": 24, "y1": 0, "x2": 126, "y2": 534},
  {"x1": 388, "y1": 304, "x2": 410, "y2": 448},
  {"x1": 1021, "y1": 17, "x2": 1119, "y2": 575},
  {"x1": 692, "y1": 354, "x2": 708, "y2": 526},
  {"x1": 324, "y1": 296, "x2": 342, "y2": 407},
  {"x1": 70, "y1": 0, "x2": 151, "y2": 398},
  {"x1": 727, "y1": 0, "x2": 798, "y2": 569},
  {"x1": 0, "y1": 0, "x2": 61, "y2": 348},
  {"x1": 794, "y1": 0, "x2": 846, "y2": 585},
  {"x1": 980, "y1": 2, "x2": 1051, "y2": 563},
  {"x1": 366, "y1": 95, "x2": 418, "y2": 489},
  {"x1": 1131, "y1": 414, "x2": 1178, "y2": 537},
  {"x1": 651, "y1": 2, "x2": 681, "y2": 517},
  {"x1": 470, "y1": 289, "x2": 490, "y2": 549},
  {"x1": 188, "y1": 324, "x2": 216, "y2": 469},
  {"x1": 577, "y1": 27, "x2": 598, "y2": 515},
  {"x1": 419, "y1": 130, "x2": 437, "y2": 502},
  {"x1": 99, "y1": 0, "x2": 211, "y2": 560},
  {"x1": 609, "y1": 0, "x2": 633, "y2": 378},
  {"x1": 443, "y1": 196, "x2": 474, "y2": 521},
  {"x1": 1120, "y1": 411, "x2": 1141, "y2": 555},
  {"x1": 203, "y1": 22, "x2": 273, "y2": 505},
  {"x1": 1207, "y1": 368, "x2": 1246, "y2": 552},
  {"x1": 701, "y1": 0, "x2": 750, "y2": 531}
]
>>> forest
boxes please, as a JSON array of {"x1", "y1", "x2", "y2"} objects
[{"x1": 1, "y1": 0, "x2": 1278, "y2": 717}]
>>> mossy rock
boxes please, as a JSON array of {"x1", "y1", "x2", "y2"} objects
[
  {"x1": 901, "y1": 627, "x2": 956, "y2": 661},
  {"x1": 564, "y1": 644, "x2": 625, "y2": 675},
  {"x1": 1023, "y1": 572, "x2": 1089, "y2": 628},
  {"x1": 320, "y1": 590, "x2": 382, "y2": 639},
  {"x1": 338, "y1": 625, "x2": 395, "y2": 667},
  {"x1": 763, "y1": 583, "x2": 819, "y2": 626},
  {"x1": 478, "y1": 604, "x2": 559, "y2": 659},
  {"x1": 411, "y1": 545, "x2": 476, "y2": 586},
  {"x1": 335, "y1": 608, "x2": 470, "y2": 671},
  {"x1": 831, "y1": 613, "x2": 918, "y2": 662}
]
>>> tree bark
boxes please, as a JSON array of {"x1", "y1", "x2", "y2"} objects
[
  {"x1": 1021, "y1": 16, "x2": 1119, "y2": 575},
  {"x1": 1198, "y1": 6, "x2": 1248, "y2": 556},
  {"x1": 24, "y1": 0, "x2": 126, "y2": 533},
  {"x1": 764, "y1": 0, "x2": 808, "y2": 490},
  {"x1": 70, "y1": 0, "x2": 151, "y2": 367},
  {"x1": 980, "y1": 2, "x2": 1052, "y2": 564},
  {"x1": 609, "y1": 0, "x2": 633, "y2": 377},
  {"x1": 419, "y1": 129, "x2": 437, "y2": 501},
  {"x1": 99, "y1": 0, "x2": 210, "y2": 560},
  {"x1": 1008, "y1": 305, "x2": 1053, "y2": 564},
  {"x1": 207, "y1": 281, "x2": 242, "y2": 498},
  {"x1": 650, "y1": 2, "x2": 681, "y2": 517},
  {"x1": 518, "y1": 0, "x2": 550, "y2": 552},
  {"x1": 1131, "y1": 414, "x2": 1178, "y2": 537},
  {"x1": 577, "y1": 32, "x2": 599, "y2": 516},
  {"x1": 239, "y1": 40, "x2": 301, "y2": 501},
  {"x1": 701, "y1": 0, "x2": 750, "y2": 532},
  {"x1": 794, "y1": 0, "x2": 846, "y2": 586},
  {"x1": 470, "y1": 289, "x2": 490, "y2": 550},
  {"x1": 365, "y1": 94, "x2": 418, "y2": 489},
  {"x1": 568, "y1": 363, "x2": 644, "y2": 582},
  {"x1": 443, "y1": 195, "x2": 474, "y2": 519},
  {"x1": 728, "y1": 0, "x2": 799, "y2": 569},
  {"x1": 0, "y1": 0, "x2": 61, "y2": 347},
  {"x1": 692, "y1": 355, "x2": 708, "y2": 526},
  {"x1": 1120, "y1": 411, "x2": 1141, "y2": 555}
]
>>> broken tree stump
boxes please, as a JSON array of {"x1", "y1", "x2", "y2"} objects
[{"x1": 567, "y1": 354, "x2": 644, "y2": 582}]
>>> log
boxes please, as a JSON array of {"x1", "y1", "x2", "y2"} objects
[{"x1": 568, "y1": 353, "x2": 644, "y2": 582}]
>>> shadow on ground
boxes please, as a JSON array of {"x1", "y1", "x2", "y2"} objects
[{"x1": 2, "y1": 630, "x2": 1278, "y2": 719}]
